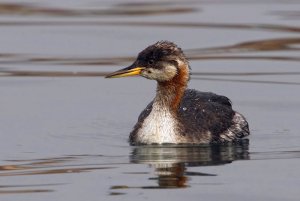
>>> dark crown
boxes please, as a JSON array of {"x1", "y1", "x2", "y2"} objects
[{"x1": 137, "y1": 41, "x2": 187, "y2": 63}]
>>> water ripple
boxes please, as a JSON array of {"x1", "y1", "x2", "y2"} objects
[{"x1": 0, "y1": 2, "x2": 196, "y2": 17}]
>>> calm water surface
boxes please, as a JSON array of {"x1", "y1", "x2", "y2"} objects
[{"x1": 0, "y1": 0, "x2": 299, "y2": 200}]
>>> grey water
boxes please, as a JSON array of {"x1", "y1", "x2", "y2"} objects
[{"x1": 0, "y1": 0, "x2": 299, "y2": 200}]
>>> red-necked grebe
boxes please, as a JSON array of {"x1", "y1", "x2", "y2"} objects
[{"x1": 105, "y1": 41, "x2": 249, "y2": 145}]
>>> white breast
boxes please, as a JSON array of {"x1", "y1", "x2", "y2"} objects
[{"x1": 136, "y1": 105, "x2": 178, "y2": 144}]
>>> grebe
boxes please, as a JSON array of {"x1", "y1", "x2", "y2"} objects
[{"x1": 106, "y1": 41, "x2": 249, "y2": 145}]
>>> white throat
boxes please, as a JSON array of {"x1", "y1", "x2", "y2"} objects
[{"x1": 136, "y1": 101, "x2": 179, "y2": 144}]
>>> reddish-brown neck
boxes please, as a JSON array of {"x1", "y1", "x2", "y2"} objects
[{"x1": 155, "y1": 66, "x2": 189, "y2": 112}]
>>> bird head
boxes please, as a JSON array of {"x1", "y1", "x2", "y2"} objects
[{"x1": 105, "y1": 41, "x2": 189, "y2": 82}]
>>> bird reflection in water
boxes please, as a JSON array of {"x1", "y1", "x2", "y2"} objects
[{"x1": 130, "y1": 140, "x2": 249, "y2": 188}]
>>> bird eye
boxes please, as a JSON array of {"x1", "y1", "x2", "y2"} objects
[{"x1": 148, "y1": 59, "x2": 154, "y2": 65}]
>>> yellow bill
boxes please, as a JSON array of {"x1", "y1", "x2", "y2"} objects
[{"x1": 105, "y1": 66, "x2": 145, "y2": 78}]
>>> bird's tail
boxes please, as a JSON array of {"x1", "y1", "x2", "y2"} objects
[{"x1": 219, "y1": 112, "x2": 250, "y2": 142}]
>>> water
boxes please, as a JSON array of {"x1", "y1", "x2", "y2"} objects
[{"x1": 0, "y1": 0, "x2": 299, "y2": 200}]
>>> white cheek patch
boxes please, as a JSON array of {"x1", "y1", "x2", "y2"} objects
[
  {"x1": 163, "y1": 65, "x2": 178, "y2": 80},
  {"x1": 144, "y1": 65, "x2": 177, "y2": 82}
]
